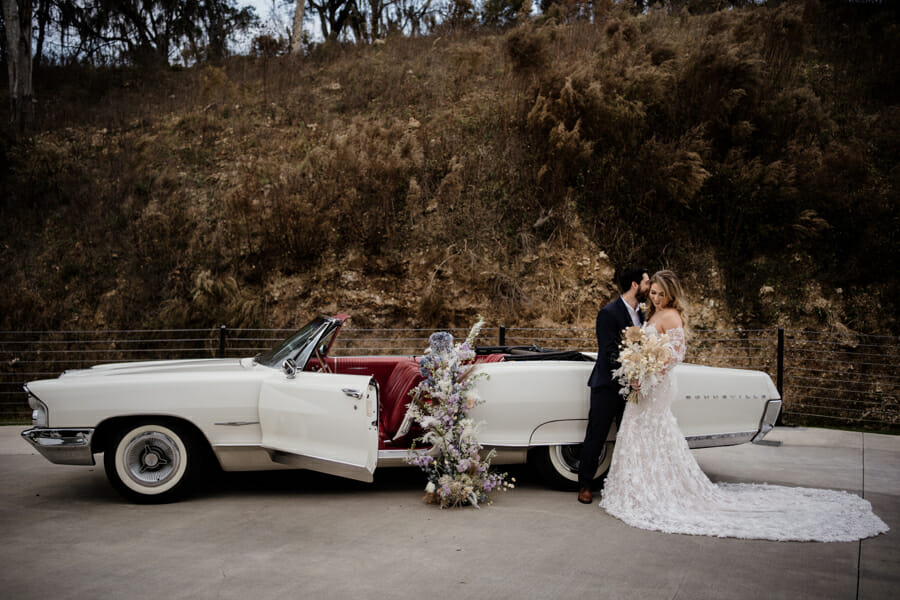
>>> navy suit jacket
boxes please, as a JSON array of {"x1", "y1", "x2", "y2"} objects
[{"x1": 587, "y1": 297, "x2": 641, "y2": 388}]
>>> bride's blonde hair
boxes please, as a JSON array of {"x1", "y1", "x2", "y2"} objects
[{"x1": 647, "y1": 270, "x2": 688, "y2": 329}]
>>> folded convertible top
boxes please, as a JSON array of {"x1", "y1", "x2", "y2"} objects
[{"x1": 476, "y1": 345, "x2": 593, "y2": 362}]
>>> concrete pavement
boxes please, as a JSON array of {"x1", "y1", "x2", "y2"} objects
[{"x1": 0, "y1": 425, "x2": 896, "y2": 599}]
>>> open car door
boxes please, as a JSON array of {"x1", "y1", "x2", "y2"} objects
[{"x1": 258, "y1": 372, "x2": 379, "y2": 482}]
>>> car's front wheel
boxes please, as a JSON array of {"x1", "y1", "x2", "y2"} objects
[
  {"x1": 530, "y1": 442, "x2": 614, "y2": 491},
  {"x1": 104, "y1": 421, "x2": 202, "y2": 504}
]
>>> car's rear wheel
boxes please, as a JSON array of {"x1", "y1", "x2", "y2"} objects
[
  {"x1": 530, "y1": 442, "x2": 614, "y2": 491},
  {"x1": 104, "y1": 421, "x2": 202, "y2": 504}
]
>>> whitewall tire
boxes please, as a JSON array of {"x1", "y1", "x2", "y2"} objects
[
  {"x1": 104, "y1": 421, "x2": 200, "y2": 503},
  {"x1": 531, "y1": 442, "x2": 614, "y2": 491}
]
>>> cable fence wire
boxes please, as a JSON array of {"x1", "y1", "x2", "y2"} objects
[
  {"x1": 779, "y1": 329, "x2": 899, "y2": 432},
  {"x1": 0, "y1": 325, "x2": 489, "y2": 423},
  {"x1": 1, "y1": 326, "x2": 896, "y2": 432}
]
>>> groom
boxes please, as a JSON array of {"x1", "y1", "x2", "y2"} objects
[{"x1": 578, "y1": 266, "x2": 650, "y2": 504}]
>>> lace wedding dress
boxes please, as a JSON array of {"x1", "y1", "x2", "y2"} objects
[{"x1": 599, "y1": 325, "x2": 889, "y2": 542}]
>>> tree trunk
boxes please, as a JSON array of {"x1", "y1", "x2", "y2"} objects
[
  {"x1": 34, "y1": 0, "x2": 49, "y2": 67},
  {"x1": 2, "y1": 0, "x2": 34, "y2": 131},
  {"x1": 291, "y1": 0, "x2": 306, "y2": 55}
]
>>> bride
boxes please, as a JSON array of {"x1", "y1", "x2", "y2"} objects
[{"x1": 599, "y1": 270, "x2": 889, "y2": 542}]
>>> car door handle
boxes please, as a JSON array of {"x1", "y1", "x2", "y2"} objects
[{"x1": 342, "y1": 388, "x2": 363, "y2": 399}]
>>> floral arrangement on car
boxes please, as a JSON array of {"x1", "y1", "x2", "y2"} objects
[
  {"x1": 405, "y1": 318, "x2": 513, "y2": 508},
  {"x1": 612, "y1": 325, "x2": 672, "y2": 403}
]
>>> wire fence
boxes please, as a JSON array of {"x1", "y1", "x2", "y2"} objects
[
  {"x1": 779, "y1": 330, "x2": 899, "y2": 432},
  {"x1": 1, "y1": 326, "x2": 897, "y2": 432}
]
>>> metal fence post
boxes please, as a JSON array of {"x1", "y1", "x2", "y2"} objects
[
  {"x1": 499, "y1": 325, "x2": 506, "y2": 347},
  {"x1": 219, "y1": 325, "x2": 227, "y2": 359},
  {"x1": 776, "y1": 327, "x2": 784, "y2": 425}
]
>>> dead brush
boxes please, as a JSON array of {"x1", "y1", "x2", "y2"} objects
[
  {"x1": 2, "y1": 4, "x2": 898, "y2": 337},
  {"x1": 160, "y1": 269, "x2": 264, "y2": 328},
  {"x1": 489, "y1": 270, "x2": 530, "y2": 319},
  {"x1": 505, "y1": 22, "x2": 553, "y2": 74},
  {"x1": 227, "y1": 115, "x2": 426, "y2": 265}
]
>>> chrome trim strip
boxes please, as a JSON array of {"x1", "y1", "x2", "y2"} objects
[
  {"x1": 212, "y1": 445, "x2": 294, "y2": 471},
  {"x1": 21, "y1": 428, "x2": 95, "y2": 466},
  {"x1": 212, "y1": 443, "x2": 263, "y2": 447},
  {"x1": 213, "y1": 421, "x2": 260, "y2": 426},
  {"x1": 375, "y1": 445, "x2": 528, "y2": 467},
  {"x1": 267, "y1": 450, "x2": 374, "y2": 483},
  {"x1": 377, "y1": 449, "x2": 410, "y2": 467},
  {"x1": 377, "y1": 447, "x2": 437, "y2": 467},
  {"x1": 490, "y1": 426, "x2": 771, "y2": 452},
  {"x1": 378, "y1": 449, "x2": 410, "y2": 459},
  {"x1": 685, "y1": 431, "x2": 756, "y2": 449}
]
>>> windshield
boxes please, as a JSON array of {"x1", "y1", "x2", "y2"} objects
[{"x1": 255, "y1": 317, "x2": 331, "y2": 368}]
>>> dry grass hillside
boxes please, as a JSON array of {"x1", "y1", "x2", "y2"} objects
[{"x1": 1, "y1": 2, "x2": 897, "y2": 337}]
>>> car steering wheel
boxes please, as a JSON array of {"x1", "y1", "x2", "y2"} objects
[{"x1": 314, "y1": 348, "x2": 332, "y2": 374}]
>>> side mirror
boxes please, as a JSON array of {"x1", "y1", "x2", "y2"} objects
[{"x1": 282, "y1": 358, "x2": 297, "y2": 379}]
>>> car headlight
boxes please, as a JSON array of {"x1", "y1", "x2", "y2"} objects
[{"x1": 25, "y1": 386, "x2": 48, "y2": 427}]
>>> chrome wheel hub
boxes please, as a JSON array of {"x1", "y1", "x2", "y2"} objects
[
  {"x1": 553, "y1": 444, "x2": 583, "y2": 474},
  {"x1": 123, "y1": 431, "x2": 180, "y2": 487},
  {"x1": 552, "y1": 443, "x2": 607, "y2": 475}
]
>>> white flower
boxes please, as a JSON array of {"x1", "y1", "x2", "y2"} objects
[
  {"x1": 613, "y1": 327, "x2": 673, "y2": 403},
  {"x1": 422, "y1": 431, "x2": 444, "y2": 447},
  {"x1": 406, "y1": 318, "x2": 510, "y2": 507},
  {"x1": 438, "y1": 375, "x2": 452, "y2": 396},
  {"x1": 459, "y1": 418, "x2": 481, "y2": 441}
]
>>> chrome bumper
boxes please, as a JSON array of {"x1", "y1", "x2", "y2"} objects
[
  {"x1": 752, "y1": 398, "x2": 783, "y2": 442},
  {"x1": 21, "y1": 428, "x2": 96, "y2": 466},
  {"x1": 686, "y1": 398, "x2": 784, "y2": 449}
]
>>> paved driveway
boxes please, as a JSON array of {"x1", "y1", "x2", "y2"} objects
[{"x1": 0, "y1": 426, "x2": 896, "y2": 599}]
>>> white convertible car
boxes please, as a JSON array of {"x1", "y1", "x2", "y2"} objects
[{"x1": 22, "y1": 315, "x2": 782, "y2": 503}]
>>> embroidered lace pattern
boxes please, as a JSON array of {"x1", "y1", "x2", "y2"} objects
[{"x1": 599, "y1": 325, "x2": 889, "y2": 542}]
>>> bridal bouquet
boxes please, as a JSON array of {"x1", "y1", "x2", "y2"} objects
[
  {"x1": 405, "y1": 318, "x2": 512, "y2": 508},
  {"x1": 612, "y1": 326, "x2": 672, "y2": 403}
]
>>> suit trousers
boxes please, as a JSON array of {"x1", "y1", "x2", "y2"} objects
[{"x1": 579, "y1": 384, "x2": 626, "y2": 487}]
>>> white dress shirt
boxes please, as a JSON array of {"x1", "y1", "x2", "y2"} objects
[{"x1": 622, "y1": 297, "x2": 642, "y2": 327}]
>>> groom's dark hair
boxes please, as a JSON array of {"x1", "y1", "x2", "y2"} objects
[{"x1": 617, "y1": 266, "x2": 648, "y2": 293}]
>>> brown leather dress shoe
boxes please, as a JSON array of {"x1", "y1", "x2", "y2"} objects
[{"x1": 577, "y1": 487, "x2": 593, "y2": 504}]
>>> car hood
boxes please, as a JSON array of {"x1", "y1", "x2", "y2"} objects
[{"x1": 57, "y1": 358, "x2": 255, "y2": 379}]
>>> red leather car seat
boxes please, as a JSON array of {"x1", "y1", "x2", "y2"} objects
[
  {"x1": 378, "y1": 354, "x2": 505, "y2": 444},
  {"x1": 380, "y1": 359, "x2": 424, "y2": 441}
]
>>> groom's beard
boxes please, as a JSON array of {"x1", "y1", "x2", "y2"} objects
[{"x1": 636, "y1": 289, "x2": 649, "y2": 303}]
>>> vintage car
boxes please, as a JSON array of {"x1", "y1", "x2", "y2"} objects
[{"x1": 22, "y1": 315, "x2": 782, "y2": 503}]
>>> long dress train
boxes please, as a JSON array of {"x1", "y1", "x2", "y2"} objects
[{"x1": 599, "y1": 325, "x2": 889, "y2": 542}]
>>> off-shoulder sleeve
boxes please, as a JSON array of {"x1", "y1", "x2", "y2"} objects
[{"x1": 667, "y1": 327, "x2": 686, "y2": 365}]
